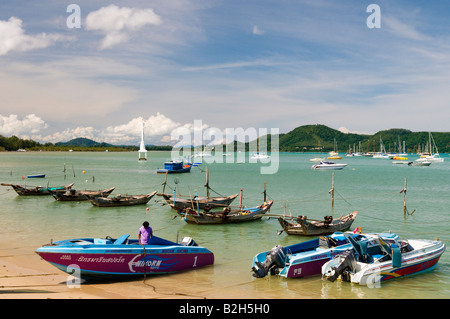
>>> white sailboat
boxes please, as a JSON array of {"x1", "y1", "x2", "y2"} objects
[
  {"x1": 372, "y1": 137, "x2": 389, "y2": 158},
  {"x1": 138, "y1": 118, "x2": 147, "y2": 160},
  {"x1": 328, "y1": 138, "x2": 342, "y2": 159},
  {"x1": 417, "y1": 132, "x2": 444, "y2": 163}
]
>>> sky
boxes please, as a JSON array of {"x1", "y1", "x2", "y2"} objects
[{"x1": 1, "y1": 0, "x2": 450, "y2": 146}]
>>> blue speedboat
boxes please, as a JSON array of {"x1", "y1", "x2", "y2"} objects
[{"x1": 156, "y1": 161, "x2": 191, "y2": 174}]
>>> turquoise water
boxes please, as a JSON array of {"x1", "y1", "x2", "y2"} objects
[{"x1": 0, "y1": 151, "x2": 449, "y2": 299}]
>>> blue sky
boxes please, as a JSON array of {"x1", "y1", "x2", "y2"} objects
[{"x1": 1, "y1": 0, "x2": 450, "y2": 145}]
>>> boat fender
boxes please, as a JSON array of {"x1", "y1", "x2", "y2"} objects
[{"x1": 391, "y1": 244, "x2": 401, "y2": 268}]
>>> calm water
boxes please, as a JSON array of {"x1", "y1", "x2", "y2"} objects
[{"x1": 0, "y1": 151, "x2": 449, "y2": 299}]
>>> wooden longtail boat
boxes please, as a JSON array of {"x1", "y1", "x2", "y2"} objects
[
  {"x1": 89, "y1": 191, "x2": 157, "y2": 207},
  {"x1": 276, "y1": 172, "x2": 357, "y2": 236},
  {"x1": 1, "y1": 183, "x2": 74, "y2": 196},
  {"x1": 50, "y1": 187, "x2": 115, "y2": 201},
  {"x1": 157, "y1": 168, "x2": 238, "y2": 210},
  {"x1": 277, "y1": 211, "x2": 358, "y2": 236},
  {"x1": 176, "y1": 200, "x2": 273, "y2": 225}
]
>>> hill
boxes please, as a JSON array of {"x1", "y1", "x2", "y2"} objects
[
  {"x1": 55, "y1": 137, "x2": 112, "y2": 148},
  {"x1": 276, "y1": 125, "x2": 450, "y2": 153}
]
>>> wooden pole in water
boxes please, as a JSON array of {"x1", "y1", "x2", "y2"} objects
[
  {"x1": 263, "y1": 181, "x2": 267, "y2": 202},
  {"x1": 205, "y1": 167, "x2": 210, "y2": 198},
  {"x1": 239, "y1": 188, "x2": 243, "y2": 209},
  {"x1": 330, "y1": 172, "x2": 335, "y2": 214},
  {"x1": 403, "y1": 177, "x2": 407, "y2": 217},
  {"x1": 162, "y1": 171, "x2": 168, "y2": 193}
]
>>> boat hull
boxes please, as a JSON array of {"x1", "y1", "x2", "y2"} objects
[
  {"x1": 36, "y1": 236, "x2": 214, "y2": 280},
  {"x1": 312, "y1": 161, "x2": 347, "y2": 170},
  {"x1": 156, "y1": 167, "x2": 191, "y2": 174}
]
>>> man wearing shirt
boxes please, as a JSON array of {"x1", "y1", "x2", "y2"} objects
[{"x1": 138, "y1": 221, "x2": 153, "y2": 245}]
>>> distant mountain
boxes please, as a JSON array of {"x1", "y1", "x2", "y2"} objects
[{"x1": 55, "y1": 137, "x2": 112, "y2": 147}]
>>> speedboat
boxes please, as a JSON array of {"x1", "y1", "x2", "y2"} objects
[
  {"x1": 312, "y1": 161, "x2": 347, "y2": 170},
  {"x1": 252, "y1": 231, "x2": 371, "y2": 279},
  {"x1": 156, "y1": 160, "x2": 192, "y2": 174},
  {"x1": 36, "y1": 234, "x2": 214, "y2": 281},
  {"x1": 321, "y1": 232, "x2": 445, "y2": 286},
  {"x1": 251, "y1": 152, "x2": 270, "y2": 160}
]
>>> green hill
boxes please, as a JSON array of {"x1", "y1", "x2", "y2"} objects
[
  {"x1": 277, "y1": 125, "x2": 450, "y2": 153},
  {"x1": 55, "y1": 137, "x2": 112, "y2": 148}
]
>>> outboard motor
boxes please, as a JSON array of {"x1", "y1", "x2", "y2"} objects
[
  {"x1": 180, "y1": 237, "x2": 198, "y2": 246},
  {"x1": 326, "y1": 250, "x2": 357, "y2": 282},
  {"x1": 252, "y1": 245, "x2": 287, "y2": 278}
]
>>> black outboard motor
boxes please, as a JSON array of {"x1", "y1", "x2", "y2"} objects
[
  {"x1": 252, "y1": 245, "x2": 287, "y2": 278},
  {"x1": 326, "y1": 250, "x2": 357, "y2": 282}
]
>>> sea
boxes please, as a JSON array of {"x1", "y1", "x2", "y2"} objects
[{"x1": 0, "y1": 151, "x2": 449, "y2": 299}]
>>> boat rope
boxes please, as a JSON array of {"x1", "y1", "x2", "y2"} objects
[
  {"x1": 207, "y1": 186, "x2": 224, "y2": 197},
  {"x1": 141, "y1": 244, "x2": 147, "y2": 281}
]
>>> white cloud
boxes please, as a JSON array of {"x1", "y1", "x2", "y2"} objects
[
  {"x1": 252, "y1": 25, "x2": 264, "y2": 35},
  {"x1": 85, "y1": 5, "x2": 162, "y2": 49},
  {"x1": 0, "y1": 114, "x2": 48, "y2": 136},
  {"x1": 0, "y1": 17, "x2": 68, "y2": 56},
  {"x1": 383, "y1": 16, "x2": 430, "y2": 41},
  {"x1": 6, "y1": 113, "x2": 207, "y2": 146}
]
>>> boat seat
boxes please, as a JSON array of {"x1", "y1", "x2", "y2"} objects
[{"x1": 114, "y1": 234, "x2": 130, "y2": 245}]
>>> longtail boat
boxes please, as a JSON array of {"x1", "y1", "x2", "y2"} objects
[
  {"x1": 277, "y1": 211, "x2": 358, "y2": 236},
  {"x1": 276, "y1": 172, "x2": 357, "y2": 236},
  {"x1": 89, "y1": 191, "x2": 157, "y2": 207},
  {"x1": 1, "y1": 182, "x2": 74, "y2": 196},
  {"x1": 157, "y1": 168, "x2": 238, "y2": 210},
  {"x1": 50, "y1": 187, "x2": 115, "y2": 201},
  {"x1": 175, "y1": 199, "x2": 273, "y2": 225}
]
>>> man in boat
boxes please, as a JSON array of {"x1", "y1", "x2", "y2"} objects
[{"x1": 138, "y1": 221, "x2": 153, "y2": 245}]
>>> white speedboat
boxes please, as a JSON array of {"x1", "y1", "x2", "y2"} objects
[
  {"x1": 312, "y1": 161, "x2": 347, "y2": 170},
  {"x1": 321, "y1": 232, "x2": 445, "y2": 286},
  {"x1": 251, "y1": 152, "x2": 270, "y2": 159}
]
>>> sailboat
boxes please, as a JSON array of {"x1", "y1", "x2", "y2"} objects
[
  {"x1": 138, "y1": 118, "x2": 147, "y2": 160},
  {"x1": 416, "y1": 132, "x2": 444, "y2": 163},
  {"x1": 372, "y1": 137, "x2": 389, "y2": 158},
  {"x1": 327, "y1": 138, "x2": 342, "y2": 159}
]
